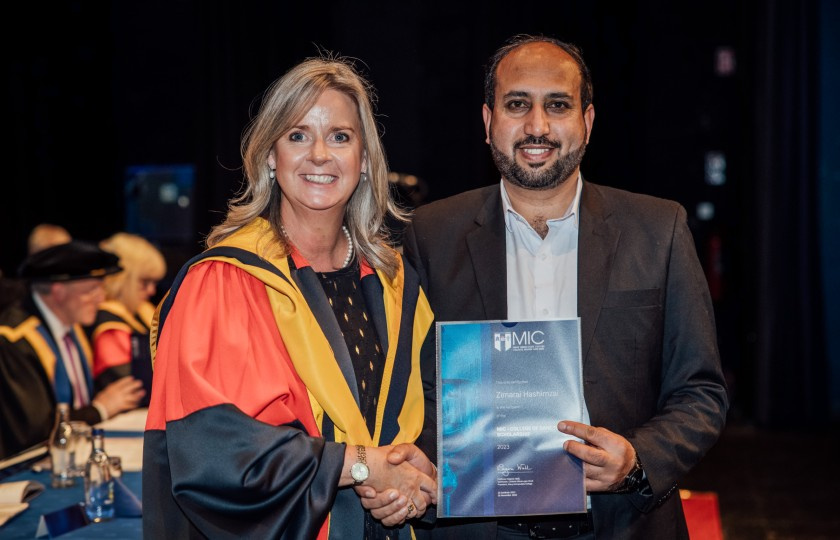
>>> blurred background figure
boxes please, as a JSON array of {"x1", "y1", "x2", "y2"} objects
[
  {"x1": 386, "y1": 171, "x2": 430, "y2": 251},
  {"x1": 88, "y1": 232, "x2": 165, "y2": 404},
  {"x1": 0, "y1": 269, "x2": 26, "y2": 313},
  {"x1": 0, "y1": 241, "x2": 146, "y2": 459},
  {"x1": 0, "y1": 224, "x2": 72, "y2": 313},
  {"x1": 27, "y1": 224, "x2": 72, "y2": 255}
]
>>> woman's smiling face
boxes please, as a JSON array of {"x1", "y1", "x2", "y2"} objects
[{"x1": 269, "y1": 88, "x2": 366, "y2": 216}]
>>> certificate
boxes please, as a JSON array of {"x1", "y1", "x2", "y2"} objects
[{"x1": 436, "y1": 319, "x2": 586, "y2": 518}]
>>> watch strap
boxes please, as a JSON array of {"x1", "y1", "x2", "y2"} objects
[
  {"x1": 351, "y1": 445, "x2": 369, "y2": 486},
  {"x1": 614, "y1": 452, "x2": 646, "y2": 493}
]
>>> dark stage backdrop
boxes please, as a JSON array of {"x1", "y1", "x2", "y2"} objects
[{"x1": 2, "y1": 0, "x2": 832, "y2": 426}]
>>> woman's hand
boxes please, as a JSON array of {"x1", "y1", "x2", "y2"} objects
[{"x1": 347, "y1": 443, "x2": 437, "y2": 527}]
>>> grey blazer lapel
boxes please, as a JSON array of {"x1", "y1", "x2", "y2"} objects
[
  {"x1": 578, "y1": 182, "x2": 620, "y2": 363},
  {"x1": 466, "y1": 188, "x2": 508, "y2": 320}
]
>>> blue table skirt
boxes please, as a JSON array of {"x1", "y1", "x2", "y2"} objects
[{"x1": 1, "y1": 469, "x2": 142, "y2": 539}]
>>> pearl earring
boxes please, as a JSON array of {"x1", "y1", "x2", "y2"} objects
[
  {"x1": 269, "y1": 169, "x2": 276, "y2": 179},
  {"x1": 360, "y1": 172, "x2": 368, "y2": 183}
]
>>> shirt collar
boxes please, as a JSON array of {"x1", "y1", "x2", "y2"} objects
[
  {"x1": 500, "y1": 173, "x2": 583, "y2": 232},
  {"x1": 32, "y1": 291, "x2": 72, "y2": 343}
]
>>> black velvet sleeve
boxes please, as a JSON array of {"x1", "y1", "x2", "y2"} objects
[{"x1": 143, "y1": 403, "x2": 345, "y2": 539}]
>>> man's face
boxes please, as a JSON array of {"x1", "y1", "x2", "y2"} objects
[
  {"x1": 483, "y1": 42, "x2": 594, "y2": 191},
  {"x1": 53, "y1": 278, "x2": 105, "y2": 326}
]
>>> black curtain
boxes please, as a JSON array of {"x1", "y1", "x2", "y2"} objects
[{"x1": 752, "y1": 0, "x2": 828, "y2": 426}]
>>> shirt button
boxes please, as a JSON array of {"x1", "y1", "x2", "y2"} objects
[
  {"x1": 541, "y1": 253, "x2": 547, "y2": 260},
  {"x1": 542, "y1": 309, "x2": 549, "y2": 315}
]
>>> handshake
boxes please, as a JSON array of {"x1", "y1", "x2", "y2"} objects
[{"x1": 346, "y1": 443, "x2": 437, "y2": 527}]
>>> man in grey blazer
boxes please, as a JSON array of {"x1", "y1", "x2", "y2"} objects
[{"x1": 401, "y1": 35, "x2": 728, "y2": 539}]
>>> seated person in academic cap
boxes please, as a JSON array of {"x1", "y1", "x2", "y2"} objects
[
  {"x1": 0, "y1": 224, "x2": 72, "y2": 315},
  {"x1": 0, "y1": 240, "x2": 147, "y2": 459}
]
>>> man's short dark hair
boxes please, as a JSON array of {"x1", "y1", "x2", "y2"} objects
[{"x1": 484, "y1": 34, "x2": 593, "y2": 112}]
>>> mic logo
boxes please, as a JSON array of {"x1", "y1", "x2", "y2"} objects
[
  {"x1": 494, "y1": 332, "x2": 512, "y2": 351},
  {"x1": 494, "y1": 330, "x2": 546, "y2": 352}
]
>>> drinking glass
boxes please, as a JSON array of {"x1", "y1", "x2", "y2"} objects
[{"x1": 68, "y1": 421, "x2": 92, "y2": 477}]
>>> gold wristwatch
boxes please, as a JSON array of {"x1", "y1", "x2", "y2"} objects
[{"x1": 350, "y1": 445, "x2": 369, "y2": 485}]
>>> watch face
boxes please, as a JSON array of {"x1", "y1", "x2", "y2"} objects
[{"x1": 350, "y1": 462, "x2": 369, "y2": 483}]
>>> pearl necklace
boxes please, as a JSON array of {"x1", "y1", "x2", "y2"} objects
[
  {"x1": 339, "y1": 225, "x2": 354, "y2": 268},
  {"x1": 280, "y1": 223, "x2": 354, "y2": 269}
]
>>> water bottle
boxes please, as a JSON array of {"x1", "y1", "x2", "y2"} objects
[
  {"x1": 49, "y1": 402, "x2": 74, "y2": 488},
  {"x1": 83, "y1": 428, "x2": 115, "y2": 522}
]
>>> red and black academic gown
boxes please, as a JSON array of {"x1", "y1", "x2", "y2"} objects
[
  {"x1": 86, "y1": 300, "x2": 154, "y2": 407},
  {"x1": 87, "y1": 301, "x2": 150, "y2": 387},
  {"x1": 143, "y1": 218, "x2": 433, "y2": 540},
  {"x1": 1, "y1": 299, "x2": 98, "y2": 459}
]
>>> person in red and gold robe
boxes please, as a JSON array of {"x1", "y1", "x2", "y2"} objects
[{"x1": 143, "y1": 57, "x2": 437, "y2": 540}]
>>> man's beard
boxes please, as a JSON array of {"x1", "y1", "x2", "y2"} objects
[{"x1": 490, "y1": 135, "x2": 587, "y2": 191}]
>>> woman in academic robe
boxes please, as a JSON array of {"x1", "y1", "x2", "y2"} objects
[
  {"x1": 142, "y1": 56, "x2": 437, "y2": 540},
  {"x1": 88, "y1": 232, "x2": 165, "y2": 404}
]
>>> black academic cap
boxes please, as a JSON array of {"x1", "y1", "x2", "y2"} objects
[{"x1": 18, "y1": 240, "x2": 122, "y2": 282}]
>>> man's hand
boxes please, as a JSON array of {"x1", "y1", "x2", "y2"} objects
[
  {"x1": 386, "y1": 443, "x2": 437, "y2": 478},
  {"x1": 558, "y1": 420, "x2": 636, "y2": 492},
  {"x1": 354, "y1": 444, "x2": 437, "y2": 526},
  {"x1": 92, "y1": 376, "x2": 145, "y2": 418}
]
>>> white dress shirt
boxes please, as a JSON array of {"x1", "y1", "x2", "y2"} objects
[
  {"x1": 502, "y1": 175, "x2": 591, "y2": 431},
  {"x1": 503, "y1": 177, "x2": 582, "y2": 321},
  {"x1": 32, "y1": 292, "x2": 91, "y2": 409}
]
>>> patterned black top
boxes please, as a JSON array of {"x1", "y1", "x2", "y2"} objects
[{"x1": 316, "y1": 259, "x2": 385, "y2": 438}]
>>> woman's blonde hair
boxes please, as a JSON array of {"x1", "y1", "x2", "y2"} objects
[
  {"x1": 100, "y1": 233, "x2": 166, "y2": 313},
  {"x1": 205, "y1": 55, "x2": 408, "y2": 278}
]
